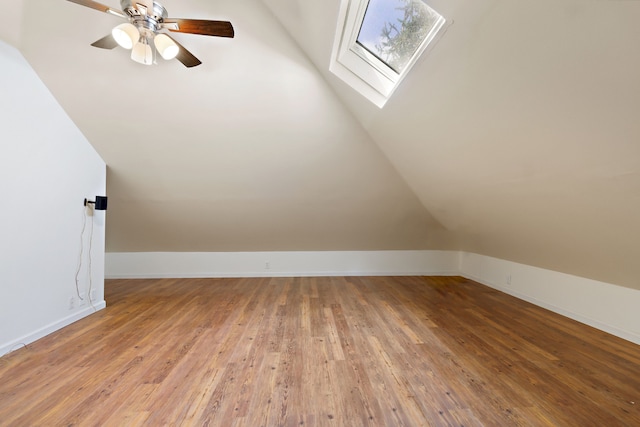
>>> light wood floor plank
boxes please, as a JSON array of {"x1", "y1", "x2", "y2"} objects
[{"x1": 0, "y1": 276, "x2": 638, "y2": 426}]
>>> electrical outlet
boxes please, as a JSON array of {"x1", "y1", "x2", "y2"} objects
[
  {"x1": 506, "y1": 274, "x2": 512, "y2": 285},
  {"x1": 265, "y1": 262, "x2": 270, "y2": 270},
  {"x1": 90, "y1": 290, "x2": 96, "y2": 301},
  {"x1": 69, "y1": 296, "x2": 75, "y2": 310}
]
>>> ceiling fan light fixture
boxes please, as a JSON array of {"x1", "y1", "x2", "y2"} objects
[
  {"x1": 112, "y1": 23, "x2": 139, "y2": 49},
  {"x1": 154, "y1": 34, "x2": 179, "y2": 60},
  {"x1": 131, "y1": 38, "x2": 153, "y2": 65},
  {"x1": 67, "y1": 0, "x2": 235, "y2": 68}
]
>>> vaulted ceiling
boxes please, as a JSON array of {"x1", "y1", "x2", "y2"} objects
[{"x1": 4, "y1": 0, "x2": 640, "y2": 289}]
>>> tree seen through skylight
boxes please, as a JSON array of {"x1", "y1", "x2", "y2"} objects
[{"x1": 357, "y1": 0, "x2": 440, "y2": 73}]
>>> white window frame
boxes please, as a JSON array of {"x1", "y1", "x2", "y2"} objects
[{"x1": 330, "y1": 0, "x2": 446, "y2": 108}]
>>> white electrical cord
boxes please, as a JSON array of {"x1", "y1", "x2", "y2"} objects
[
  {"x1": 74, "y1": 204, "x2": 97, "y2": 312},
  {"x1": 74, "y1": 205, "x2": 87, "y2": 301},
  {"x1": 88, "y1": 211, "x2": 96, "y2": 312}
]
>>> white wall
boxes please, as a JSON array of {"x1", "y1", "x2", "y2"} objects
[{"x1": 0, "y1": 41, "x2": 107, "y2": 356}]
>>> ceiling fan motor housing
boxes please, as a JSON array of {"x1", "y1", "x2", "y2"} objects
[{"x1": 121, "y1": 0, "x2": 168, "y2": 32}]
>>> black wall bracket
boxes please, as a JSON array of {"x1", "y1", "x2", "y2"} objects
[{"x1": 84, "y1": 196, "x2": 108, "y2": 211}]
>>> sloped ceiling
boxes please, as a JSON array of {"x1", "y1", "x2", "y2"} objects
[
  {"x1": 265, "y1": 0, "x2": 640, "y2": 290},
  {"x1": 8, "y1": 0, "x2": 640, "y2": 289}
]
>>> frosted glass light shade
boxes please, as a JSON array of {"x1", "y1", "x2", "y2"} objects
[
  {"x1": 154, "y1": 34, "x2": 179, "y2": 60},
  {"x1": 112, "y1": 23, "x2": 139, "y2": 50},
  {"x1": 131, "y1": 41, "x2": 153, "y2": 65}
]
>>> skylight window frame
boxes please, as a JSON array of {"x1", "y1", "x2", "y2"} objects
[{"x1": 330, "y1": 0, "x2": 447, "y2": 108}]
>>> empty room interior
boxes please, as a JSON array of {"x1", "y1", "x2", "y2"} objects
[{"x1": 1, "y1": 0, "x2": 639, "y2": 425}]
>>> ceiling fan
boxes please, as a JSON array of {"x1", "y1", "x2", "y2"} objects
[{"x1": 67, "y1": 0, "x2": 234, "y2": 67}]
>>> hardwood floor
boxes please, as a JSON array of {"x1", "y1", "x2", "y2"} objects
[{"x1": 0, "y1": 276, "x2": 638, "y2": 426}]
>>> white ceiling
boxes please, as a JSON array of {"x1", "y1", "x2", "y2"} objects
[{"x1": 6, "y1": 0, "x2": 640, "y2": 289}]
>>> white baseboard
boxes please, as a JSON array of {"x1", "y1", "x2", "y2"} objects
[
  {"x1": 105, "y1": 250, "x2": 461, "y2": 279},
  {"x1": 0, "y1": 301, "x2": 106, "y2": 357},
  {"x1": 459, "y1": 252, "x2": 640, "y2": 346}
]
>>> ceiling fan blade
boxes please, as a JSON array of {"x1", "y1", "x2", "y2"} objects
[
  {"x1": 164, "y1": 35, "x2": 202, "y2": 68},
  {"x1": 66, "y1": 0, "x2": 127, "y2": 18},
  {"x1": 162, "y1": 19, "x2": 234, "y2": 38},
  {"x1": 91, "y1": 34, "x2": 119, "y2": 49}
]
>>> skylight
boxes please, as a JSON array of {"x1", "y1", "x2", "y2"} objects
[{"x1": 331, "y1": 0, "x2": 446, "y2": 108}]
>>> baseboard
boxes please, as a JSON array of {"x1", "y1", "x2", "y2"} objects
[
  {"x1": 105, "y1": 250, "x2": 461, "y2": 279},
  {"x1": 0, "y1": 301, "x2": 106, "y2": 357},
  {"x1": 459, "y1": 252, "x2": 640, "y2": 346}
]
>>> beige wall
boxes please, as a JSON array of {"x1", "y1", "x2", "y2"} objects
[{"x1": 19, "y1": 0, "x2": 455, "y2": 254}]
